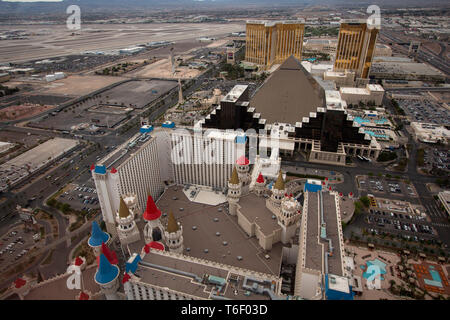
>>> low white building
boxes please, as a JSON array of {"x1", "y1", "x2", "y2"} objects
[
  {"x1": 324, "y1": 70, "x2": 355, "y2": 87},
  {"x1": 410, "y1": 122, "x2": 450, "y2": 144},
  {"x1": 0, "y1": 141, "x2": 14, "y2": 153},
  {"x1": 339, "y1": 84, "x2": 385, "y2": 106}
]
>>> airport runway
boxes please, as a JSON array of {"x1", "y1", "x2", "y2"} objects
[{"x1": 0, "y1": 22, "x2": 245, "y2": 63}]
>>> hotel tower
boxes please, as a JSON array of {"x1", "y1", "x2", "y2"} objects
[
  {"x1": 334, "y1": 20, "x2": 379, "y2": 80},
  {"x1": 245, "y1": 20, "x2": 305, "y2": 69}
]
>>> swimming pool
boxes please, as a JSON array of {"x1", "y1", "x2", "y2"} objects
[
  {"x1": 362, "y1": 258, "x2": 387, "y2": 281},
  {"x1": 354, "y1": 117, "x2": 388, "y2": 126},
  {"x1": 364, "y1": 130, "x2": 389, "y2": 139},
  {"x1": 424, "y1": 265, "x2": 443, "y2": 288}
]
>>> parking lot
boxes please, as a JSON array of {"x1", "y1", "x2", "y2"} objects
[
  {"x1": 423, "y1": 148, "x2": 450, "y2": 171},
  {"x1": 398, "y1": 98, "x2": 450, "y2": 125},
  {"x1": 366, "y1": 209, "x2": 437, "y2": 243},
  {"x1": 29, "y1": 79, "x2": 178, "y2": 132},
  {"x1": 57, "y1": 182, "x2": 99, "y2": 212},
  {"x1": 0, "y1": 228, "x2": 36, "y2": 272},
  {"x1": 357, "y1": 175, "x2": 418, "y2": 198}
]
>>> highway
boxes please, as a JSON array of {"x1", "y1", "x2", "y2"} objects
[{"x1": 379, "y1": 29, "x2": 450, "y2": 79}]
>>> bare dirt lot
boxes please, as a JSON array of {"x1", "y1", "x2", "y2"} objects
[
  {"x1": 129, "y1": 58, "x2": 203, "y2": 79},
  {"x1": 0, "y1": 104, "x2": 55, "y2": 121}
]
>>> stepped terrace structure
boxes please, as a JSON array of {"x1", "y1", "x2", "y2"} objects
[{"x1": 202, "y1": 56, "x2": 381, "y2": 165}]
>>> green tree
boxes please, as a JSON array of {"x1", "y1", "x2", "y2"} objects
[
  {"x1": 46, "y1": 198, "x2": 57, "y2": 207},
  {"x1": 360, "y1": 196, "x2": 370, "y2": 208}
]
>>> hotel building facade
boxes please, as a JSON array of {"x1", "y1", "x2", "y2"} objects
[
  {"x1": 245, "y1": 20, "x2": 305, "y2": 69},
  {"x1": 334, "y1": 20, "x2": 379, "y2": 80}
]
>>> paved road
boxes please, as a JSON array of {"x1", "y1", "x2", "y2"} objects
[
  {"x1": 0, "y1": 214, "x2": 99, "y2": 289},
  {"x1": 380, "y1": 29, "x2": 449, "y2": 79}
]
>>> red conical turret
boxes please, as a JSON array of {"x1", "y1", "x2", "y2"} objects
[
  {"x1": 79, "y1": 291, "x2": 89, "y2": 300},
  {"x1": 236, "y1": 155, "x2": 249, "y2": 166},
  {"x1": 122, "y1": 273, "x2": 131, "y2": 284},
  {"x1": 256, "y1": 172, "x2": 264, "y2": 183},
  {"x1": 14, "y1": 278, "x2": 26, "y2": 289},
  {"x1": 143, "y1": 195, "x2": 162, "y2": 221},
  {"x1": 101, "y1": 242, "x2": 118, "y2": 265},
  {"x1": 74, "y1": 256, "x2": 84, "y2": 266},
  {"x1": 110, "y1": 167, "x2": 117, "y2": 174},
  {"x1": 90, "y1": 164, "x2": 95, "y2": 171}
]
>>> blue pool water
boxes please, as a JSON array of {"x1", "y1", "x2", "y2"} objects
[
  {"x1": 354, "y1": 117, "x2": 388, "y2": 126},
  {"x1": 362, "y1": 258, "x2": 387, "y2": 280},
  {"x1": 424, "y1": 265, "x2": 443, "y2": 288},
  {"x1": 364, "y1": 130, "x2": 389, "y2": 139}
]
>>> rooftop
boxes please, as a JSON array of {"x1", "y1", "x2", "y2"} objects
[
  {"x1": 371, "y1": 61, "x2": 445, "y2": 77},
  {"x1": 238, "y1": 193, "x2": 281, "y2": 237},
  {"x1": 98, "y1": 131, "x2": 155, "y2": 170},
  {"x1": 340, "y1": 87, "x2": 370, "y2": 95},
  {"x1": 304, "y1": 192, "x2": 324, "y2": 272},
  {"x1": 135, "y1": 251, "x2": 279, "y2": 300},
  {"x1": 24, "y1": 266, "x2": 100, "y2": 300},
  {"x1": 246, "y1": 20, "x2": 305, "y2": 26},
  {"x1": 221, "y1": 85, "x2": 248, "y2": 103},
  {"x1": 134, "y1": 185, "x2": 283, "y2": 276},
  {"x1": 321, "y1": 192, "x2": 343, "y2": 276}
]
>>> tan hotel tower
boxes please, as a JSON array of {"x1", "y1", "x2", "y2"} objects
[
  {"x1": 245, "y1": 20, "x2": 305, "y2": 69},
  {"x1": 334, "y1": 20, "x2": 379, "y2": 81}
]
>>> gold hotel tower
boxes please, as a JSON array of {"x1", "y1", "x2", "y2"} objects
[
  {"x1": 334, "y1": 20, "x2": 379, "y2": 79},
  {"x1": 245, "y1": 20, "x2": 305, "y2": 69}
]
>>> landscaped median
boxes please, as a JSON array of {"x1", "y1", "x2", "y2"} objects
[{"x1": 46, "y1": 197, "x2": 98, "y2": 232}]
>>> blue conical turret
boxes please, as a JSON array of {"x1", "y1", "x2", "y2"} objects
[
  {"x1": 95, "y1": 254, "x2": 119, "y2": 285},
  {"x1": 88, "y1": 221, "x2": 110, "y2": 248}
]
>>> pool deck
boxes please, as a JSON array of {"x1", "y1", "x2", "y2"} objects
[
  {"x1": 346, "y1": 245, "x2": 402, "y2": 300},
  {"x1": 412, "y1": 262, "x2": 450, "y2": 295}
]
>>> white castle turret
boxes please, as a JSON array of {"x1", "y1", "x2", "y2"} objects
[
  {"x1": 95, "y1": 254, "x2": 120, "y2": 300},
  {"x1": 227, "y1": 167, "x2": 241, "y2": 216},
  {"x1": 91, "y1": 165, "x2": 120, "y2": 237},
  {"x1": 270, "y1": 170, "x2": 286, "y2": 207},
  {"x1": 142, "y1": 194, "x2": 165, "y2": 243},
  {"x1": 88, "y1": 220, "x2": 110, "y2": 257},
  {"x1": 235, "y1": 155, "x2": 251, "y2": 186},
  {"x1": 116, "y1": 196, "x2": 141, "y2": 245},
  {"x1": 163, "y1": 211, "x2": 184, "y2": 254},
  {"x1": 279, "y1": 195, "x2": 302, "y2": 244},
  {"x1": 254, "y1": 172, "x2": 266, "y2": 196},
  {"x1": 11, "y1": 276, "x2": 33, "y2": 299}
]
